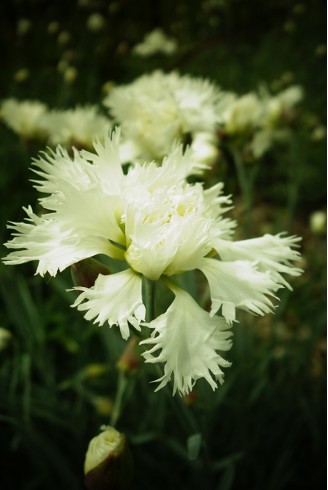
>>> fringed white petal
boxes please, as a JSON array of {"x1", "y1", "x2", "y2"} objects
[
  {"x1": 3, "y1": 206, "x2": 112, "y2": 276},
  {"x1": 214, "y1": 233, "x2": 303, "y2": 290},
  {"x1": 197, "y1": 257, "x2": 280, "y2": 323},
  {"x1": 80, "y1": 127, "x2": 124, "y2": 194},
  {"x1": 72, "y1": 269, "x2": 145, "y2": 340},
  {"x1": 141, "y1": 286, "x2": 232, "y2": 396},
  {"x1": 42, "y1": 182, "x2": 125, "y2": 245}
]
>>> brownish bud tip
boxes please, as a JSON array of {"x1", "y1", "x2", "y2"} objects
[
  {"x1": 116, "y1": 336, "x2": 141, "y2": 374},
  {"x1": 71, "y1": 258, "x2": 111, "y2": 289}
]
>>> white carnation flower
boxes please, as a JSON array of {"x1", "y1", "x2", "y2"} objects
[
  {"x1": 261, "y1": 85, "x2": 304, "y2": 126},
  {"x1": 41, "y1": 105, "x2": 112, "y2": 149},
  {"x1": 103, "y1": 71, "x2": 223, "y2": 162},
  {"x1": 249, "y1": 84, "x2": 304, "y2": 157},
  {"x1": 3, "y1": 129, "x2": 302, "y2": 394},
  {"x1": 0, "y1": 98, "x2": 48, "y2": 139},
  {"x1": 220, "y1": 93, "x2": 264, "y2": 135}
]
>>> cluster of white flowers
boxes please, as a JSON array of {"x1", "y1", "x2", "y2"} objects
[
  {"x1": 1, "y1": 76, "x2": 306, "y2": 166},
  {"x1": 103, "y1": 70, "x2": 229, "y2": 164},
  {"x1": 103, "y1": 71, "x2": 306, "y2": 165},
  {"x1": 3, "y1": 129, "x2": 302, "y2": 395},
  {"x1": 41, "y1": 106, "x2": 112, "y2": 148},
  {"x1": 0, "y1": 99, "x2": 111, "y2": 149}
]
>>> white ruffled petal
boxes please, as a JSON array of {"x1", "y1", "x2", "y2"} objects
[
  {"x1": 198, "y1": 257, "x2": 280, "y2": 323},
  {"x1": 72, "y1": 269, "x2": 145, "y2": 340},
  {"x1": 141, "y1": 285, "x2": 232, "y2": 396},
  {"x1": 42, "y1": 182, "x2": 125, "y2": 245},
  {"x1": 214, "y1": 233, "x2": 303, "y2": 289},
  {"x1": 3, "y1": 206, "x2": 112, "y2": 276}
]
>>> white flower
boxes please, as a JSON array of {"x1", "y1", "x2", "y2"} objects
[
  {"x1": 220, "y1": 93, "x2": 263, "y2": 135},
  {"x1": 141, "y1": 284, "x2": 232, "y2": 395},
  {"x1": 190, "y1": 132, "x2": 220, "y2": 166},
  {"x1": 248, "y1": 84, "x2": 304, "y2": 157},
  {"x1": 0, "y1": 98, "x2": 48, "y2": 139},
  {"x1": 103, "y1": 71, "x2": 224, "y2": 162},
  {"x1": 133, "y1": 28, "x2": 177, "y2": 57},
  {"x1": 41, "y1": 105, "x2": 112, "y2": 149},
  {"x1": 3, "y1": 129, "x2": 302, "y2": 394},
  {"x1": 261, "y1": 85, "x2": 304, "y2": 126}
]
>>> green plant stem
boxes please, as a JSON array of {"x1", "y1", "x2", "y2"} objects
[
  {"x1": 110, "y1": 370, "x2": 129, "y2": 427},
  {"x1": 109, "y1": 278, "x2": 157, "y2": 428},
  {"x1": 231, "y1": 147, "x2": 254, "y2": 235},
  {"x1": 144, "y1": 278, "x2": 156, "y2": 323}
]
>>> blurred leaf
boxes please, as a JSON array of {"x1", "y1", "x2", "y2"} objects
[{"x1": 187, "y1": 432, "x2": 202, "y2": 461}]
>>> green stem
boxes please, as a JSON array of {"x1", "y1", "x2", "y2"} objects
[
  {"x1": 144, "y1": 278, "x2": 156, "y2": 323},
  {"x1": 231, "y1": 148, "x2": 253, "y2": 235},
  {"x1": 110, "y1": 370, "x2": 129, "y2": 427}
]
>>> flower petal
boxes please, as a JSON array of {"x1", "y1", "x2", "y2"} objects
[
  {"x1": 3, "y1": 206, "x2": 112, "y2": 276},
  {"x1": 197, "y1": 257, "x2": 280, "y2": 323},
  {"x1": 72, "y1": 269, "x2": 145, "y2": 340},
  {"x1": 141, "y1": 285, "x2": 232, "y2": 396},
  {"x1": 42, "y1": 182, "x2": 125, "y2": 245},
  {"x1": 214, "y1": 233, "x2": 303, "y2": 289}
]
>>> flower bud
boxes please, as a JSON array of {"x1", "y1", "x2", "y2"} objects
[
  {"x1": 86, "y1": 13, "x2": 106, "y2": 32},
  {"x1": 63, "y1": 66, "x2": 78, "y2": 84},
  {"x1": 14, "y1": 68, "x2": 29, "y2": 83},
  {"x1": 309, "y1": 211, "x2": 326, "y2": 234},
  {"x1": 84, "y1": 426, "x2": 133, "y2": 490},
  {"x1": 71, "y1": 258, "x2": 111, "y2": 288},
  {"x1": 116, "y1": 336, "x2": 141, "y2": 374},
  {"x1": 0, "y1": 328, "x2": 12, "y2": 351}
]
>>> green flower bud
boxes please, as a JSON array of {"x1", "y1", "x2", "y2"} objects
[{"x1": 84, "y1": 426, "x2": 133, "y2": 490}]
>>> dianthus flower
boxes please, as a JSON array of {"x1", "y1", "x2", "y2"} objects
[
  {"x1": 103, "y1": 71, "x2": 228, "y2": 163},
  {"x1": 0, "y1": 98, "x2": 48, "y2": 140},
  {"x1": 251, "y1": 85, "x2": 304, "y2": 157},
  {"x1": 3, "y1": 130, "x2": 302, "y2": 395},
  {"x1": 41, "y1": 105, "x2": 112, "y2": 149}
]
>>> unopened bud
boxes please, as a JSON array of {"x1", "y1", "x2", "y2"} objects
[
  {"x1": 0, "y1": 328, "x2": 12, "y2": 351},
  {"x1": 309, "y1": 210, "x2": 326, "y2": 234},
  {"x1": 71, "y1": 258, "x2": 111, "y2": 288},
  {"x1": 183, "y1": 389, "x2": 197, "y2": 406},
  {"x1": 14, "y1": 68, "x2": 29, "y2": 83},
  {"x1": 87, "y1": 13, "x2": 106, "y2": 32},
  {"x1": 83, "y1": 363, "x2": 109, "y2": 379},
  {"x1": 84, "y1": 426, "x2": 133, "y2": 490},
  {"x1": 116, "y1": 336, "x2": 141, "y2": 374},
  {"x1": 93, "y1": 396, "x2": 113, "y2": 416},
  {"x1": 63, "y1": 66, "x2": 78, "y2": 84}
]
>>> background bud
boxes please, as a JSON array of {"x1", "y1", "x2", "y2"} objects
[{"x1": 116, "y1": 336, "x2": 141, "y2": 374}]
